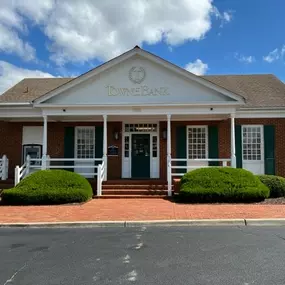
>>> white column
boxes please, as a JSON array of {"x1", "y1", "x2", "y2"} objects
[
  {"x1": 231, "y1": 113, "x2": 236, "y2": 168},
  {"x1": 42, "y1": 115, "x2": 48, "y2": 170},
  {"x1": 103, "y1": 114, "x2": 107, "y2": 181},
  {"x1": 167, "y1": 114, "x2": 172, "y2": 196}
]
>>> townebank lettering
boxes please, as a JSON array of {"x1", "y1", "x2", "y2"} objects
[{"x1": 106, "y1": 85, "x2": 169, "y2": 96}]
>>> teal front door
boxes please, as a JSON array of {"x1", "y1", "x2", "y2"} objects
[{"x1": 131, "y1": 134, "x2": 150, "y2": 178}]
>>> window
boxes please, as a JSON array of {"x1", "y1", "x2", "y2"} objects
[
  {"x1": 125, "y1": 124, "x2": 157, "y2": 132},
  {"x1": 187, "y1": 126, "x2": 207, "y2": 159},
  {"x1": 242, "y1": 126, "x2": 262, "y2": 161},
  {"x1": 76, "y1": 127, "x2": 95, "y2": 159}
]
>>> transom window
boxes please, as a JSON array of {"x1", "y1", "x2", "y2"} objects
[
  {"x1": 242, "y1": 126, "x2": 262, "y2": 161},
  {"x1": 125, "y1": 124, "x2": 157, "y2": 132},
  {"x1": 187, "y1": 126, "x2": 207, "y2": 159},
  {"x1": 75, "y1": 127, "x2": 95, "y2": 159}
]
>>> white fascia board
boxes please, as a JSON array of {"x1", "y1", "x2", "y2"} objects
[
  {"x1": 236, "y1": 109, "x2": 285, "y2": 118},
  {"x1": 0, "y1": 102, "x2": 31, "y2": 106},
  {"x1": 35, "y1": 101, "x2": 242, "y2": 108},
  {"x1": 42, "y1": 106, "x2": 236, "y2": 116},
  {"x1": 0, "y1": 106, "x2": 42, "y2": 118}
]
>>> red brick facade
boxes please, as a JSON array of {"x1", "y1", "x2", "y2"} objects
[{"x1": 1, "y1": 118, "x2": 285, "y2": 179}]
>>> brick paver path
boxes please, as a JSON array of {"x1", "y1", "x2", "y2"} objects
[{"x1": 0, "y1": 199, "x2": 285, "y2": 223}]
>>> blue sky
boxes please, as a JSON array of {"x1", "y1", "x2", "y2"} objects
[{"x1": 0, "y1": 0, "x2": 284, "y2": 94}]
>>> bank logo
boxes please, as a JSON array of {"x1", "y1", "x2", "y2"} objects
[{"x1": 129, "y1": 67, "x2": 146, "y2": 84}]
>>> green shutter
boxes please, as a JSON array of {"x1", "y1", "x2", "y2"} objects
[
  {"x1": 264, "y1": 125, "x2": 275, "y2": 175},
  {"x1": 176, "y1": 126, "x2": 187, "y2": 173},
  {"x1": 208, "y1": 126, "x2": 219, "y2": 166},
  {"x1": 235, "y1": 125, "x2": 242, "y2": 168},
  {"x1": 64, "y1": 127, "x2": 75, "y2": 171},
  {"x1": 95, "y1": 126, "x2": 103, "y2": 174}
]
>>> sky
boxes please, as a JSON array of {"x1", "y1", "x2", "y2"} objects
[{"x1": 0, "y1": 0, "x2": 284, "y2": 95}]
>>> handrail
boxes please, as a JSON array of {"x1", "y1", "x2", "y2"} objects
[
  {"x1": 14, "y1": 156, "x2": 30, "y2": 185},
  {"x1": 97, "y1": 160, "x2": 105, "y2": 196}
]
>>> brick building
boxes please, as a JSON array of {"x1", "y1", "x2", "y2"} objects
[{"x1": 0, "y1": 46, "x2": 284, "y2": 196}]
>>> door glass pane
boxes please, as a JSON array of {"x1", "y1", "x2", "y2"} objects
[
  {"x1": 76, "y1": 127, "x2": 95, "y2": 158},
  {"x1": 132, "y1": 135, "x2": 150, "y2": 156},
  {"x1": 152, "y1": 136, "x2": 158, "y2": 157},
  {"x1": 124, "y1": 136, "x2": 130, "y2": 157}
]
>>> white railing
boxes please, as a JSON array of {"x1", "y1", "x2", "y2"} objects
[
  {"x1": 0, "y1": 155, "x2": 9, "y2": 180},
  {"x1": 167, "y1": 157, "x2": 231, "y2": 196},
  {"x1": 97, "y1": 160, "x2": 106, "y2": 196},
  {"x1": 14, "y1": 156, "x2": 106, "y2": 193}
]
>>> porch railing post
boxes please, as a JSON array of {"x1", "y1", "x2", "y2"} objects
[
  {"x1": 167, "y1": 114, "x2": 172, "y2": 196},
  {"x1": 1, "y1": 155, "x2": 8, "y2": 180},
  {"x1": 41, "y1": 155, "x2": 47, "y2": 170},
  {"x1": 97, "y1": 164, "x2": 102, "y2": 196},
  {"x1": 14, "y1": 166, "x2": 20, "y2": 186},
  {"x1": 103, "y1": 114, "x2": 107, "y2": 181},
  {"x1": 26, "y1": 155, "x2": 31, "y2": 175},
  {"x1": 231, "y1": 113, "x2": 237, "y2": 168}
]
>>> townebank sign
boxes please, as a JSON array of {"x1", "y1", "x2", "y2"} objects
[{"x1": 106, "y1": 66, "x2": 170, "y2": 97}]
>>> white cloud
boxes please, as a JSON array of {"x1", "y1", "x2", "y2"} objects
[
  {"x1": 235, "y1": 53, "x2": 255, "y2": 64},
  {"x1": 263, "y1": 45, "x2": 285, "y2": 63},
  {"x1": 0, "y1": 0, "x2": 233, "y2": 65},
  {"x1": 185, "y1": 59, "x2": 208, "y2": 75},
  {"x1": 0, "y1": 24, "x2": 35, "y2": 61},
  {"x1": 0, "y1": 61, "x2": 56, "y2": 95}
]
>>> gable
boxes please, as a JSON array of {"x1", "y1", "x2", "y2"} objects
[{"x1": 39, "y1": 51, "x2": 243, "y2": 106}]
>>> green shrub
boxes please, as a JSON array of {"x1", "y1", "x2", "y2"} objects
[
  {"x1": 179, "y1": 167, "x2": 269, "y2": 203},
  {"x1": 257, "y1": 175, "x2": 285, "y2": 198},
  {"x1": 1, "y1": 170, "x2": 93, "y2": 205}
]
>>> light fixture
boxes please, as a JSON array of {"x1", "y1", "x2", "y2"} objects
[
  {"x1": 113, "y1": 130, "x2": 119, "y2": 140},
  {"x1": 162, "y1": 128, "x2": 167, "y2": 139}
]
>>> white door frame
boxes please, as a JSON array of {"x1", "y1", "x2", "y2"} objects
[{"x1": 122, "y1": 122, "x2": 160, "y2": 178}]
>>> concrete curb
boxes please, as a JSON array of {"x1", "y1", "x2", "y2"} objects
[{"x1": 1, "y1": 218, "x2": 285, "y2": 228}]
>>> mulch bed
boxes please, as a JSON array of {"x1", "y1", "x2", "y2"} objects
[{"x1": 256, "y1": 197, "x2": 285, "y2": 205}]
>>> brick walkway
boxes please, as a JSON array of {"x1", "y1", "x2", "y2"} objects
[{"x1": 0, "y1": 199, "x2": 285, "y2": 223}]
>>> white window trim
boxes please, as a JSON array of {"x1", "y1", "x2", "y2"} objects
[
  {"x1": 74, "y1": 126, "x2": 96, "y2": 159},
  {"x1": 241, "y1": 125, "x2": 264, "y2": 162},
  {"x1": 186, "y1": 125, "x2": 208, "y2": 160}
]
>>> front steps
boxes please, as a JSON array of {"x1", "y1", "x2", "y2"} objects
[{"x1": 97, "y1": 180, "x2": 171, "y2": 199}]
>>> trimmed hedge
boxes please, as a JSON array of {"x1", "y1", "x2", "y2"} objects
[
  {"x1": 1, "y1": 170, "x2": 93, "y2": 205},
  {"x1": 257, "y1": 175, "x2": 285, "y2": 198},
  {"x1": 179, "y1": 167, "x2": 269, "y2": 203}
]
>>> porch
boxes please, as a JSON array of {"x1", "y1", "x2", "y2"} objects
[{"x1": 2, "y1": 112, "x2": 237, "y2": 196}]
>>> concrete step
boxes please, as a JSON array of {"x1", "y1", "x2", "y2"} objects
[{"x1": 102, "y1": 189, "x2": 168, "y2": 195}]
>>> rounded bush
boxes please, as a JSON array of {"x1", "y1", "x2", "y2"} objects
[
  {"x1": 1, "y1": 170, "x2": 93, "y2": 205},
  {"x1": 179, "y1": 167, "x2": 269, "y2": 203},
  {"x1": 257, "y1": 175, "x2": 285, "y2": 198}
]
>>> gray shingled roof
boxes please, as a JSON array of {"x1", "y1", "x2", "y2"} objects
[{"x1": 0, "y1": 74, "x2": 284, "y2": 108}]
